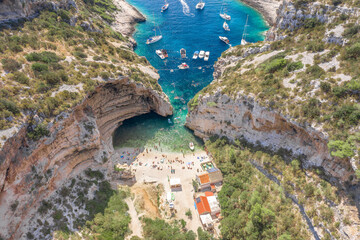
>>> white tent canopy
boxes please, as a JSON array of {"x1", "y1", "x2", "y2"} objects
[{"x1": 170, "y1": 178, "x2": 181, "y2": 187}]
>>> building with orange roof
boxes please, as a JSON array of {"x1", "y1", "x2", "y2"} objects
[
  {"x1": 195, "y1": 196, "x2": 211, "y2": 215},
  {"x1": 196, "y1": 168, "x2": 223, "y2": 191},
  {"x1": 205, "y1": 191, "x2": 214, "y2": 197}
]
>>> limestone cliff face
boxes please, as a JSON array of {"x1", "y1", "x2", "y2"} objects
[
  {"x1": 0, "y1": 0, "x2": 77, "y2": 26},
  {"x1": 0, "y1": 78, "x2": 172, "y2": 239},
  {"x1": 186, "y1": 91, "x2": 353, "y2": 183}
]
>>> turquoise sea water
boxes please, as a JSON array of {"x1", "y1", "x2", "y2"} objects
[{"x1": 113, "y1": 0, "x2": 268, "y2": 152}]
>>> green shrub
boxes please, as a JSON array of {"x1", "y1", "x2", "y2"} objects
[
  {"x1": 73, "y1": 51, "x2": 87, "y2": 59},
  {"x1": 306, "y1": 41, "x2": 325, "y2": 52},
  {"x1": 1, "y1": 58, "x2": 21, "y2": 72},
  {"x1": 305, "y1": 65, "x2": 325, "y2": 79},
  {"x1": 0, "y1": 99, "x2": 20, "y2": 115},
  {"x1": 26, "y1": 51, "x2": 60, "y2": 63},
  {"x1": 333, "y1": 104, "x2": 360, "y2": 125},
  {"x1": 265, "y1": 58, "x2": 287, "y2": 73},
  {"x1": 27, "y1": 123, "x2": 50, "y2": 141},
  {"x1": 31, "y1": 62, "x2": 48, "y2": 72},
  {"x1": 12, "y1": 71, "x2": 29, "y2": 85},
  {"x1": 287, "y1": 61, "x2": 303, "y2": 72},
  {"x1": 302, "y1": 98, "x2": 320, "y2": 118},
  {"x1": 320, "y1": 82, "x2": 331, "y2": 93},
  {"x1": 328, "y1": 140, "x2": 355, "y2": 158},
  {"x1": 100, "y1": 71, "x2": 110, "y2": 80},
  {"x1": 303, "y1": 18, "x2": 321, "y2": 29},
  {"x1": 343, "y1": 25, "x2": 360, "y2": 38},
  {"x1": 345, "y1": 42, "x2": 360, "y2": 59},
  {"x1": 332, "y1": 86, "x2": 347, "y2": 98}
]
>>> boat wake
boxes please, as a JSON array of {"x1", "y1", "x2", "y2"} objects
[{"x1": 178, "y1": 0, "x2": 194, "y2": 17}]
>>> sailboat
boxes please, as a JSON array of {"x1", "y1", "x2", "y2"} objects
[
  {"x1": 241, "y1": 15, "x2": 249, "y2": 45},
  {"x1": 220, "y1": 1, "x2": 231, "y2": 20},
  {"x1": 223, "y1": 21, "x2": 230, "y2": 31},
  {"x1": 196, "y1": 0, "x2": 205, "y2": 10},
  {"x1": 161, "y1": 0, "x2": 169, "y2": 12},
  {"x1": 146, "y1": 16, "x2": 163, "y2": 45}
]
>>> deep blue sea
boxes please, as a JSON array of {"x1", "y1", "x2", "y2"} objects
[{"x1": 113, "y1": 0, "x2": 268, "y2": 152}]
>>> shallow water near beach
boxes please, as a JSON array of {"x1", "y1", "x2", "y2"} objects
[{"x1": 113, "y1": 0, "x2": 268, "y2": 152}]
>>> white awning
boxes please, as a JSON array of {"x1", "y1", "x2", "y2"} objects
[
  {"x1": 200, "y1": 213, "x2": 213, "y2": 225},
  {"x1": 170, "y1": 178, "x2": 181, "y2": 187}
]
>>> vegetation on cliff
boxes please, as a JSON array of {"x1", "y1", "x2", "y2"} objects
[
  {"x1": 206, "y1": 136, "x2": 356, "y2": 240},
  {"x1": 0, "y1": 0, "x2": 162, "y2": 142}
]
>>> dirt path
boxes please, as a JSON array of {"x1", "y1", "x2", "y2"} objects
[{"x1": 125, "y1": 197, "x2": 143, "y2": 239}]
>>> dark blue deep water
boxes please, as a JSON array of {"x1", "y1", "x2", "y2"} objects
[{"x1": 113, "y1": 0, "x2": 268, "y2": 152}]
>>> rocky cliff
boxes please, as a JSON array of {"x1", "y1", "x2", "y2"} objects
[
  {"x1": 0, "y1": 0, "x2": 77, "y2": 27},
  {"x1": 186, "y1": 0, "x2": 360, "y2": 185},
  {"x1": 0, "y1": 78, "x2": 172, "y2": 239},
  {"x1": 186, "y1": 91, "x2": 353, "y2": 183}
]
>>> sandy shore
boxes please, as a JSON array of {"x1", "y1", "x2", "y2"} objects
[
  {"x1": 112, "y1": 0, "x2": 146, "y2": 37},
  {"x1": 115, "y1": 147, "x2": 213, "y2": 233},
  {"x1": 238, "y1": 0, "x2": 282, "y2": 26}
]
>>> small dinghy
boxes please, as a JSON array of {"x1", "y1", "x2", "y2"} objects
[
  {"x1": 204, "y1": 51, "x2": 210, "y2": 61},
  {"x1": 199, "y1": 50, "x2": 205, "y2": 59},
  {"x1": 168, "y1": 119, "x2": 172, "y2": 124},
  {"x1": 223, "y1": 21, "x2": 230, "y2": 31},
  {"x1": 196, "y1": 0, "x2": 205, "y2": 10},
  {"x1": 161, "y1": 0, "x2": 169, "y2": 12},
  {"x1": 156, "y1": 49, "x2": 165, "y2": 59},
  {"x1": 189, "y1": 142, "x2": 195, "y2": 151},
  {"x1": 178, "y1": 63, "x2": 189, "y2": 69},
  {"x1": 219, "y1": 36, "x2": 230, "y2": 44},
  {"x1": 193, "y1": 51, "x2": 199, "y2": 59},
  {"x1": 180, "y1": 48, "x2": 186, "y2": 58}
]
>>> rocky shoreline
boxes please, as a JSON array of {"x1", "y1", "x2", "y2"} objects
[
  {"x1": 112, "y1": 0, "x2": 146, "y2": 37},
  {"x1": 238, "y1": 0, "x2": 281, "y2": 26}
]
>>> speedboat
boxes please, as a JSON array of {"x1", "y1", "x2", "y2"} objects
[
  {"x1": 196, "y1": 0, "x2": 205, "y2": 10},
  {"x1": 241, "y1": 39, "x2": 248, "y2": 45},
  {"x1": 180, "y1": 48, "x2": 186, "y2": 58},
  {"x1": 161, "y1": 0, "x2": 169, "y2": 12},
  {"x1": 199, "y1": 50, "x2": 205, "y2": 59},
  {"x1": 204, "y1": 51, "x2": 210, "y2": 61},
  {"x1": 223, "y1": 21, "x2": 230, "y2": 31},
  {"x1": 161, "y1": 49, "x2": 168, "y2": 58},
  {"x1": 219, "y1": 36, "x2": 230, "y2": 44},
  {"x1": 156, "y1": 50, "x2": 165, "y2": 59},
  {"x1": 193, "y1": 51, "x2": 199, "y2": 59},
  {"x1": 220, "y1": 13, "x2": 231, "y2": 20},
  {"x1": 178, "y1": 63, "x2": 189, "y2": 69},
  {"x1": 189, "y1": 142, "x2": 194, "y2": 151}
]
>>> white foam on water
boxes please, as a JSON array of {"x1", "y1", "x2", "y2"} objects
[{"x1": 178, "y1": 0, "x2": 194, "y2": 16}]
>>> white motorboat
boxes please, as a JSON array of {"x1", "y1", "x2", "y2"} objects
[
  {"x1": 219, "y1": 36, "x2": 230, "y2": 44},
  {"x1": 193, "y1": 51, "x2": 199, "y2": 59},
  {"x1": 180, "y1": 48, "x2": 186, "y2": 58},
  {"x1": 161, "y1": 0, "x2": 169, "y2": 12},
  {"x1": 196, "y1": 0, "x2": 205, "y2": 10},
  {"x1": 223, "y1": 21, "x2": 230, "y2": 31},
  {"x1": 241, "y1": 15, "x2": 249, "y2": 45},
  {"x1": 204, "y1": 51, "x2": 210, "y2": 61},
  {"x1": 178, "y1": 63, "x2": 189, "y2": 69},
  {"x1": 156, "y1": 50, "x2": 165, "y2": 59},
  {"x1": 199, "y1": 50, "x2": 205, "y2": 59},
  {"x1": 220, "y1": 13, "x2": 231, "y2": 20},
  {"x1": 146, "y1": 16, "x2": 162, "y2": 45},
  {"x1": 189, "y1": 142, "x2": 195, "y2": 151}
]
